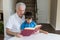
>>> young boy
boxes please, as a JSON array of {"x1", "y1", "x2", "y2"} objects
[{"x1": 20, "y1": 12, "x2": 48, "y2": 36}]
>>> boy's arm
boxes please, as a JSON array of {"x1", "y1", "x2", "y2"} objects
[{"x1": 39, "y1": 29, "x2": 48, "y2": 34}]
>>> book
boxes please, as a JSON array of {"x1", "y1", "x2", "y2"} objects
[{"x1": 20, "y1": 25, "x2": 42, "y2": 36}]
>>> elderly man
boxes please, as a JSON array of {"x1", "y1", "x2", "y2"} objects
[{"x1": 5, "y1": 2, "x2": 26, "y2": 40}]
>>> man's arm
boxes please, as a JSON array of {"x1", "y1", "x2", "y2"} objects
[{"x1": 6, "y1": 28, "x2": 23, "y2": 37}]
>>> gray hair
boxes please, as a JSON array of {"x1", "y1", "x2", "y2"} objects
[{"x1": 16, "y1": 2, "x2": 26, "y2": 10}]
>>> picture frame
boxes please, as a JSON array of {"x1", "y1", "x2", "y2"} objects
[{"x1": 0, "y1": 13, "x2": 3, "y2": 21}]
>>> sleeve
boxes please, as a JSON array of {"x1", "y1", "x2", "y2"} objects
[
  {"x1": 6, "y1": 17, "x2": 13, "y2": 29},
  {"x1": 33, "y1": 21, "x2": 37, "y2": 26},
  {"x1": 20, "y1": 22, "x2": 25, "y2": 30}
]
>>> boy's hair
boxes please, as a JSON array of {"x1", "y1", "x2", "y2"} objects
[{"x1": 25, "y1": 12, "x2": 33, "y2": 19}]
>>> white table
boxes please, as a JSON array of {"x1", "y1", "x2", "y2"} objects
[{"x1": 8, "y1": 33, "x2": 60, "y2": 40}]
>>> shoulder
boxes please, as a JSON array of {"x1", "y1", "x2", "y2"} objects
[
  {"x1": 32, "y1": 21, "x2": 36, "y2": 23},
  {"x1": 9, "y1": 13, "x2": 16, "y2": 19},
  {"x1": 8, "y1": 13, "x2": 19, "y2": 21},
  {"x1": 21, "y1": 21, "x2": 26, "y2": 27},
  {"x1": 6, "y1": 13, "x2": 16, "y2": 29},
  {"x1": 32, "y1": 21, "x2": 37, "y2": 25},
  {"x1": 22, "y1": 21, "x2": 26, "y2": 25},
  {"x1": 6, "y1": 13, "x2": 16, "y2": 24}
]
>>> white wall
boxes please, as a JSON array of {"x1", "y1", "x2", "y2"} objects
[
  {"x1": 50, "y1": 0, "x2": 57, "y2": 29},
  {"x1": 3, "y1": 0, "x2": 16, "y2": 37},
  {"x1": 37, "y1": 0, "x2": 50, "y2": 23},
  {"x1": 56, "y1": 0, "x2": 60, "y2": 30},
  {"x1": 3, "y1": 0, "x2": 15, "y2": 26},
  {"x1": 50, "y1": 0, "x2": 60, "y2": 30},
  {"x1": 0, "y1": 0, "x2": 3, "y2": 10}
]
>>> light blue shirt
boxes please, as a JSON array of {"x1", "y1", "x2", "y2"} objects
[{"x1": 20, "y1": 21, "x2": 37, "y2": 30}]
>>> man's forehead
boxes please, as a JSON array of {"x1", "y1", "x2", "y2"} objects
[{"x1": 18, "y1": 6, "x2": 25, "y2": 10}]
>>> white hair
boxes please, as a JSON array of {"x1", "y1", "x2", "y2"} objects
[{"x1": 16, "y1": 2, "x2": 26, "y2": 10}]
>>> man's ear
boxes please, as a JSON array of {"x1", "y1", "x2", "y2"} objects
[{"x1": 25, "y1": 19, "x2": 27, "y2": 21}]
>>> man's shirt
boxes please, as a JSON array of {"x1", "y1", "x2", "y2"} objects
[{"x1": 5, "y1": 13, "x2": 25, "y2": 40}]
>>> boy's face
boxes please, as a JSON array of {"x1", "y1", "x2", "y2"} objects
[{"x1": 26, "y1": 18, "x2": 32, "y2": 23}]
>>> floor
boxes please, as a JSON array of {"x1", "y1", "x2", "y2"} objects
[
  {"x1": 40, "y1": 23, "x2": 60, "y2": 34},
  {"x1": 40, "y1": 24, "x2": 55, "y2": 33},
  {"x1": 0, "y1": 34, "x2": 4, "y2": 40},
  {"x1": 0, "y1": 24, "x2": 60, "y2": 40}
]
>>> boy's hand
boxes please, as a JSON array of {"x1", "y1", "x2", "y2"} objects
[
  {"x1": 43, "y1": 31, "x2": 48, "y2": 34},
  {"x1": 39, "y1": 29, "x2": 48, "y2": 34},
  {"x1": 37, "y1": 25, "x2": 42, "y2": 28},
  {"x1": 35, "y1": 25, "x2": 42, "y2": 30},
  {"x1": 15, "y1": 33, "x2": 23, "y2": 38}
]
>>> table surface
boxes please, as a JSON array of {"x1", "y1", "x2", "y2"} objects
[{"x1": 8, "y1": 33, "x2": 60, "y2": 40}]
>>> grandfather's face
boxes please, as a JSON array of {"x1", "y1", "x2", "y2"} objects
[{"x1": 16, "y1": 6, "x2": 25, "y2": 17}]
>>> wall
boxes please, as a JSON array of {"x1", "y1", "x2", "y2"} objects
[
  {"x1": 3, "y1": 0, "x2": 15, "y2": 26},
  {"x1": 50, "y1": 0, "x2": 60, "y2": 30},
  {"x1": 50, "y1": 0, "x2": 57, "y2": 29},
  {"x1": 37, "y1": 0, "x2": 50, "y2": 23},
  {"x1": 0, "y1": 0, "x2": 3, "y2": 10},
  {"x1": 56, "y1": 0, "x2": 60, "y2": 30},
  {"x1": 3, "y1": 0, "x2": 16, "y2": 37}
]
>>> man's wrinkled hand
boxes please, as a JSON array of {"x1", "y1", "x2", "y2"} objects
[{"x1": 15, "y1": 33, "x2": 23, "y2": 38}]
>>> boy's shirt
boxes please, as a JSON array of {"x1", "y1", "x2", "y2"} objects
[{"x1": 20, "y1": 21, "x2": 37, "y2": 30}]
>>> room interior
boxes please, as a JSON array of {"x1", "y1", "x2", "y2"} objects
[{"x1": 0, "y1": 0, "x2": 60, "y2": 40}]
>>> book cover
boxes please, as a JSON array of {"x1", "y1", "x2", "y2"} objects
[{"x1": 20, "y1": 25, "x2": 42, "y2": 36}]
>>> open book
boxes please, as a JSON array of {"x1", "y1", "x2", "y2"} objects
[{"x1": 20, "y1": 25, "x2": 42, "y2": 36}]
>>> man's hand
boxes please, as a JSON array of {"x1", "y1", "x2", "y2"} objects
[
  {"x1": 15, "y1": 33, "x2": 23, "y2": 38},
  {"x1": 6, "y1": 28, "x2": 23, "y2": 38}
]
